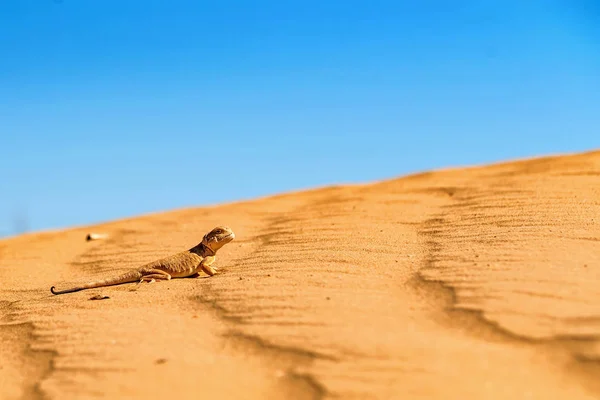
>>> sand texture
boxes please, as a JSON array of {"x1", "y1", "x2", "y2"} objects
[{"x1": 1, "y1": 150, "x2": 600, "y2": 399}]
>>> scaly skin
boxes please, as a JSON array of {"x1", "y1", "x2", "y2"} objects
[{"x1": 50, "y1": 226, "x2": 235, "y2": 295}]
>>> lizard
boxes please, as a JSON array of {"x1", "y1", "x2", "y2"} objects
[{"x1": 50, "y1": 225, "x2": 235, "y2": 295}]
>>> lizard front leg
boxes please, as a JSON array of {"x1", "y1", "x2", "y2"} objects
[{"x1": 199, "y1": 256, "x2": 218, "y2": 276}]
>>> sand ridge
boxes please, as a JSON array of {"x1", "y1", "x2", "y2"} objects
[{"x1": 1, "y1": 150, "x2": 600, "y2": 399}]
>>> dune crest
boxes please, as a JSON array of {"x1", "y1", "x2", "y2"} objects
[{"x1": 1, "y1": 150, "x2": 600, "y2": 399}]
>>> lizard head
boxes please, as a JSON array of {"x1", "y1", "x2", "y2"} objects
[{"x1": 202, "y1": 226, "x2": 235, "y2": 252}]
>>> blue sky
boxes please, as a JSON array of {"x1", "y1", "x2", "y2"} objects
[{"x1": 1, "y1": 1, "x2": 599, "y2": 236}]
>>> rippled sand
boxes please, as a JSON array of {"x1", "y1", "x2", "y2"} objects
[{"x1": 1, "y1": 150, "x2": 600, "y2": 399}]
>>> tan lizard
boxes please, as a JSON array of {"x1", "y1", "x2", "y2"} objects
[{"x1": 50, "y1": 226, "x2": 235, "y2": 295}]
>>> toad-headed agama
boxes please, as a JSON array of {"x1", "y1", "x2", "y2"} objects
[{"x1": 50, "y1": 226, "x2": 235, "y2": 295}]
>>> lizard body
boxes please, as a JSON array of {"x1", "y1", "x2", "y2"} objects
[{"x1": 50, "y1": 226, "x2": 235, "y2": 295}]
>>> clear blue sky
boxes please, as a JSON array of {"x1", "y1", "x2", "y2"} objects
[{"x1": 1, "y1": 1, "x2": 599, "y2": 236}]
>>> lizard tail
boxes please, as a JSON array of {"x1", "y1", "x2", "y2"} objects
[
  {"x1": 50, "y1": 285, "x2": 83, "y2": 295},
  {"x1": 50, "y1": 270, "x2": 143, "y2": 295}
]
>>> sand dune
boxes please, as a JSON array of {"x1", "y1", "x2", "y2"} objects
[{"x1": 1, "y1": 150, "x2": 600, "y2": 399}]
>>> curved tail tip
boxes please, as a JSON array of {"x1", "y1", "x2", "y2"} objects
[{"x1": 50, "y1": 286, "x2": 57, "y2": 295}]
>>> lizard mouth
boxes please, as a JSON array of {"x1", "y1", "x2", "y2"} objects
[{"x1": 222, "y1": 232, "x2": 235, "y2": 241}]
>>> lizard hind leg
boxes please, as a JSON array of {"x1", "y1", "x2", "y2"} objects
[{"x1": 141, "y1": 270, "x2": 172, "y2": 283}]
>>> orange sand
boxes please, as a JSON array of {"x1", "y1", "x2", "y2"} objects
[{"x1": 1, "y1": 150, "x2": 600, "y2": 399}]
